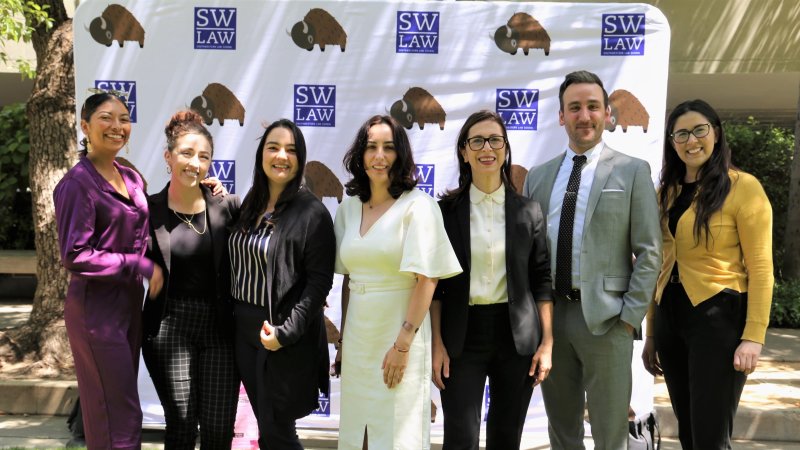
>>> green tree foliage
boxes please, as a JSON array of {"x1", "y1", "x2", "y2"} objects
[
  {"x1": 0, "y1": 102, "x2": 33, "y2": 249},
  {"x1": 725, "y1": 117, "x2": 794, "y2": 274},
  {"x1": 726, "y1": 118, "x2": 798, "y2": 327},
  {"x1": 771, "y1": 278, "x2": 800, "y2": 328},
  {"x1": 0, "y1": 0, "x2": 53, "y2": 78}
]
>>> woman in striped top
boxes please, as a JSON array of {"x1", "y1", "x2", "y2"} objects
[{"x1": 229, "y1": 119, "x2": 336, "y2": 449}]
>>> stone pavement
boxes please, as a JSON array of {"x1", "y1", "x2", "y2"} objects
[{"x1": 1, "y1": 298, "x2": 799, "y2": 449}]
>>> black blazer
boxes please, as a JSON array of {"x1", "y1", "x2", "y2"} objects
[
  {"x1": 237, "y1": 187, "x2": 336, "y2": 419},
  {"x1": 143, "y1": 184, "x2": 240, "y2": 339},
  {"x1": 435, "y1": 187, "x2": 552, "y2": 358}
]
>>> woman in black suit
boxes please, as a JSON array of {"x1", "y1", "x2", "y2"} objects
[
  {"x1": 229, "y1": 119, "x2": 335, "y2": 450},
  {"x1": 432, "y1": 110, "x2": 553, "y2": 450},
  {"x1": 142, "y1": 110, "x2": 240, "y2": 449}
]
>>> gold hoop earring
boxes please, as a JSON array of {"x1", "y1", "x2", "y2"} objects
[
  {"x1": 86, "y1": 141, "x2": 94, "y2": 153},
  {"x1": 125, "y1": 143, "x2": 130, "y2": 154}
]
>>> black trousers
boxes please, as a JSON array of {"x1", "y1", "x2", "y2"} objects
[
  {"x1": 654, "y1": 283, "x2": 748, "y2": 450},
  {"x1": 142, "y1": 295, "x2": 239, "y2": 450},
  {"x1": 440, "y1": 303, "x2": 534, "y2": 450},
  {"x1": 234, "y1": 301, "x2": 303, "y2": 450}
]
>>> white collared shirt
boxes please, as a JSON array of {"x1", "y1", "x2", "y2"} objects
[
  {"x1": 547, "y1": 142, "x2": 605, "y2": 289},
  {"x1": 468, "y1": 184, "x2": 508, "y2": 305}
]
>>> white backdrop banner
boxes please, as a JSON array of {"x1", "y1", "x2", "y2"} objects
[{"x1": 75, "y1": 0, "x2": 669, "y2": 440}]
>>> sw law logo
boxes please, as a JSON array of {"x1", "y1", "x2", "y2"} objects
[
  {"x1": 210, "y1": 160, "x2": 235, "y2": 194},
  {"x1": 396, "y1": 11, "x2": 440, "y2": 54},
  {"x1": 416, "y1": 164, "x2": 435, "y2": 197},
  {"x1": 601, "y1": 14, "x2": 645, "y2": 56},
  {"x1": 195, "y1": 7, "x2": 236, "y2": 50},
  {"x1": 312, "y1": 393, "x2": 331, "y2": 417},
  {"x1": 95, "y1": 80, "x2": 137, "y2": 123},
  {"x1": 496, "y1": 89, "x2": 539, "y2": 131},
  {"x1": 294, "y1": 85, "x2": 336, "y2": 127}
]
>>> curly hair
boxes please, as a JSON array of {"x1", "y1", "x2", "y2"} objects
[
  {"x1": 342, "y1": 115, "x2": 417, "y2": 202},
  {"x1": 164, "y1": 109, "x2": 214, "y2": 155}
]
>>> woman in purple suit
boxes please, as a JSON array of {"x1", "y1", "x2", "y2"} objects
[{"x1": 54, "y1": 92, "x2": 164, "y2": 449}]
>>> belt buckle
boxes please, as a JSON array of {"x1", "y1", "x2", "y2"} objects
[
  {"x1": 349, "y1": 282, "x2": 366, "y2": 294},
  {"x1": 669, "y1": 274, "x2": 680, "y2": 284}
]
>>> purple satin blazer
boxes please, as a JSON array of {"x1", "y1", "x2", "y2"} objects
[{"x1": 54, "y1": 156, "x2": 154, "y2": 303}]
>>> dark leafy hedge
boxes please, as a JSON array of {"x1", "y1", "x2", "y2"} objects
[
  {"x1": 725, "y1": 117, "x2": 796, "y2": 327},
  {"x1": 0, "y1": 102, "x2": 33, "y2": 250}
]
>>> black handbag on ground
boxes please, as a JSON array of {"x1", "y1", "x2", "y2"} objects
[{"x1": 629, "y1": 411, "x2": 660, "y2": 450}]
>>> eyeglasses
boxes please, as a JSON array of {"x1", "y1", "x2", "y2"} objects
[
  {"x1": 670, "y1": 123, "x2": 711, "y2": 144},
  {"x1": 466, "y1": 136, "x2": 507, "y2": 151},
  {"x1": 87, "y1": 87, "x2": 129, "y2": 101}
]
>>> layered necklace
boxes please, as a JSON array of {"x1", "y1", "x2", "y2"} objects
[{"x1": 173, "y1": 208, "x2": 208, "y2": 235}]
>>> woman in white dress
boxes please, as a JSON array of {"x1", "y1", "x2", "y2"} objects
[{"x1": 334, "y1": 115, "x2": 462, "y2": 449}]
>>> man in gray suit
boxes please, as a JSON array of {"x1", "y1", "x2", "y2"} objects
[{"x1": 523, "y1": 70, "x2": 661, "y2": 449}]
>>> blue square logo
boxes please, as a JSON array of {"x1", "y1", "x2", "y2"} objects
[
  {"x1": 496, "y1": 89, "x2": 539, "y2": 131},
  {"x1": 94, "y1": 80, "x2": 137, "y2": 123},
  {"x1": 601, "y1": 14, "x2": 645, "y2": 56},
  {"x1": 416, "y1": 164, "x2": 434, "y2": 196},
  {"x1": 195, "y1": 7, "x2": 237, "y2": 50},
  {"x1": 210, "y1": 160, "x2": 235, "y2": 194},
  {"x1": 312, "y1": 392, "x2": 330, "y2": 416},
  {"x1": 294, "y1": 85, "x2": 336, "y2": 127},
  {"x1": 396, "y1": 11, "x2": 439, "y2": 54}
]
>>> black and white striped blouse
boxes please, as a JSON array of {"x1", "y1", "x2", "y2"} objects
[{"x1": 228, "y1": 216, "x2": 272, "y2": 307}]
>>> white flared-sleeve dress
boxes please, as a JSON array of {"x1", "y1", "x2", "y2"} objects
[{"x1": 334, "y1": 188, "x2": 461, "y2": 450}]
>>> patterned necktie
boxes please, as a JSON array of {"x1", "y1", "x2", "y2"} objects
[{"x1": 555, "y1": 155, "x2": 587, "y2": 296}]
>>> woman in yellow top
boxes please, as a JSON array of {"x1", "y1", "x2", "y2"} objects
[{"x1": 642, "y1": 99, "x2": 773, "y2": 450}]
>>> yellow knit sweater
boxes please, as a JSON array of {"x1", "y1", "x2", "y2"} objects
[{"x1": 646, "y1": 170, "x2": 774, "y2": 344}]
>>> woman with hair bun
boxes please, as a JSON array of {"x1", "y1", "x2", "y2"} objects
[
  {"x1": 141, "y1": 109, "x2": 240, "y2": 449},
  {"x1": 54, "y1": 91, "x2": 164, "y2": 449}
]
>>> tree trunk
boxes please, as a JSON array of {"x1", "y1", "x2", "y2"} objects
[
  {"x1": 784, "y1": 79, "x2": 800, "y2": 280},
  {"x1": 0, "y1": 1, "x2": 75, "y2": 377}
]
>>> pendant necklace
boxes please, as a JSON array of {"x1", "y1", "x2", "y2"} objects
[{"x1": 173, "y1": 208, "x2": 208, "y2": 235}]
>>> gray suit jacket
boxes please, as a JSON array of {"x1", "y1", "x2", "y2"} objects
[{"x1": 522, "y1": 145, "x2": 661, "y2": 336}]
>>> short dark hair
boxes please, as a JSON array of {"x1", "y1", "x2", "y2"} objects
[
  {"x1": 558, "y1": 70, "x2": 609, "y2": 111},
  {"x1": 79, "y1": 92, "x2": 130, "y2": 150},
  {"x1": 440, "y1": 110, "x2": 513, "y2": 201},
  {"x1": 236, "y1": 119, "x2": 308, "y2": 231},
  {"x1": 164, "y1": 109, "x2": 214, "y2": 155},
  {"x1": 343, "y1": 115, "x2": 417, "y2": 202}
]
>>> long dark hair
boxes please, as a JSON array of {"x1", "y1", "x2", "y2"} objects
[
  {"x1": 343, "y1": 115, "x2": 417, "y2": 202},
  {"x1": 236, "y1": 119, "x2": 307, "y2": 232},
  {"x1": 660, "y1": 99, "x2": 732, "y2": 244},
  {"x1": 78, "y1": 92, "x2": 130, "y2": 153},
  {"x1": 440, "y1": 110, "x2": 513, "y2": 201}
]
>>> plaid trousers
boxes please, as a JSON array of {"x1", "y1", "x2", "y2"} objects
[{"x1": 142, "y1": 295, "x2": 239, "y2": 450}]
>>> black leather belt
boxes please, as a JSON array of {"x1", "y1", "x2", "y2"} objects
[{"x1": 562, "y1": 289, "x2": 581, "y2": 301}]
